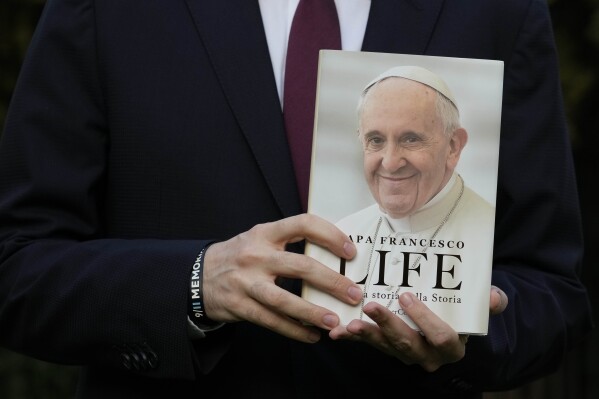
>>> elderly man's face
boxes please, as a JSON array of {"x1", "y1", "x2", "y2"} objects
[{"x1": 358, "y1": 78, "x2": 463, "y2": 219}]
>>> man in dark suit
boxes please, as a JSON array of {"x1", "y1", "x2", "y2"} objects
[{"x1": 0, "y1": 0, "x2": 592, "y2": 398}]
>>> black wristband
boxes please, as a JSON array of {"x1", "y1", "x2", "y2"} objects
[{"x1": 188, "y1": 244, "x2": 221, "y2": 329}]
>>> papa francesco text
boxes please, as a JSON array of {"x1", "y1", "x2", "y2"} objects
[{"x1": 351, "y1": 234, "x2": 465, "y2": 249}]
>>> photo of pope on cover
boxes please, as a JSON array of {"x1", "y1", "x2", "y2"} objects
[{"x1": 302, "y1": 50, "x2": 504, "y2": 335}]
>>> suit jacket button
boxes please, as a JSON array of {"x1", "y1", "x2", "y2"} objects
[
  {"x1": 140, "y1": 343, "x2": 159, "y2": 369},
  {"x1": 120, "y1": 352, "x2": 133, "y2": 370},
  {"x1": 129, "y1": 351, "x2": 142, "y2": 371},
  {"x1": 450, "y1": 377, "x2": 473, "y2": 391},
  {"x1": 116, "y1": 342, "x2": 159, "y2": 371}
]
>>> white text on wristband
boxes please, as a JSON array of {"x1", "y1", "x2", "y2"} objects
[{"x1": 190, "y1": 247, "x2": 208, "y2": 321}]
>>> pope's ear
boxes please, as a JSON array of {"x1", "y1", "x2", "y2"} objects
[
  {"x1": 447, "y1": 128, "x2": 468, "y2": 170},
  {"x1": 450, "y1": 128, "x2": 468, "y2": 156}
]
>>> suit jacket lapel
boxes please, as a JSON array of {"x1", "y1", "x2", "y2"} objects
[
  {"x1": 185, "y1": 0, "x2": 301, "y2": 217},
  {"x1": 362, "y1": 0, "x2": 445, "y2": 54},
  {"x1": 183, "y1": 0, "x2": 445, "y2": 218}
]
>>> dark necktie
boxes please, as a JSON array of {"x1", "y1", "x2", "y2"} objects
[{"x1": 283, "y1": 0, "x2": 341, "y2": 212}]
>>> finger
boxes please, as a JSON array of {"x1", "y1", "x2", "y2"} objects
[
  {"x1": 490, "y1": 285, "x2": 508, "y2": 315},
  {"x1": 359, "y1": 302, "x2": 426, "y2": 359},
  {"x1": 237, "y1": 295, "x2": 324, "y2": 343},
  {"x1": 396, "y1": 292, "x2": 451, "y2": 336},
  {"x1": 342, "y1": 306, "x2": 439, "y2": 369},
  {"x1": 249, "y1": 279, "x2": 341, "y2": 331},
  {"x1": 361, "y1": 301, "x2": 415, "y2": 339},
  {"x1": 273, "y1": 250, "x2": 363, "y2": 306},
  {"x1": 328, "y1": 323, "x2": 366, "y2": 341},
  {"x1": 345, "y1": 318, "x2": 391, "y2": 348},
  {"x1": 259, "y1": 215, "x2": 362, "y2": 305},
  {"x1": 397, "y1": 293, "x2": 464, "y2": 361},
  {"x1": 346, "y1": 316, "x2": 399, "y2": 352},
  {"x1": 329, "y1": 324, "x2": 354, "y2": 340},
  {"x1": 261, "y1": 214, "x2": 356, "y2": 259}
]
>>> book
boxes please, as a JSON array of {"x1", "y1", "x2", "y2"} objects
[{"x1": 301, "y1": 50, "x2": 503, "y2": 335}]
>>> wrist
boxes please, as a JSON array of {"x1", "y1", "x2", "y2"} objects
[{"x1": 188, "y1": 243, "x2": 222, "y2": 330}]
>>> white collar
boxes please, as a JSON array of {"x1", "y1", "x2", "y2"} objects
[{"x1": 381, "y1": 173, "x2": 462, "y2": 233}]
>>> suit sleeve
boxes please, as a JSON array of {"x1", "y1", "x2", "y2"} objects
[
  {"x1": 0, "y1": 0, "x2": 214, "y2": 380},
  {"x1": 436, "y1": 0, "x2": 593, "y2": 391}
]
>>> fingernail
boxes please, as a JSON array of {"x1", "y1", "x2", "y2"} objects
[
  {"x1": 348, "y1": 286, "x2": 363, "y2": 302},
  {"x1": 399, "y1": 292, "x2": 414, "y2": 308},
  {"x1": 308, "y1": 331, "x2": 321, "y2": 343},
  {"x1": 492, "y1": 286, "x2": 507, "y2": 311},
  {"x1": 343, "y1": 241, "x2": 356, "y2": 258},
  {"x1": 323, "y1": 314, "x2": 338, "y2": 328},
  {"x1": 491, "y1": 286, "x2": 501, "y2": 301}
]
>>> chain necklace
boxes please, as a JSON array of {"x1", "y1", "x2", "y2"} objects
[{"x1": 359, "y1": 175, "x2": 465, "y2": 320}]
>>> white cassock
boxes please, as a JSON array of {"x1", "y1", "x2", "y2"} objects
[{"x1": 303, "y1": 173, "x2": 496, "y2": 335}]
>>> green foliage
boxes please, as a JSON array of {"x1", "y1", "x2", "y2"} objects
[
  {"x1": 0, "y1": 348, "x2": 78, "y2": 399},
  {"x1": 0, "y1": 0, "x2": 45, "y2": 132},
  {"x1": 549, "y1": 0, "x2": 599, "y2": 148}
]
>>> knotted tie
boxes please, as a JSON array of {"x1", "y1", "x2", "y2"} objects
[{"x1": 283, "y1": 0, "x2": 341, "y2": 212}]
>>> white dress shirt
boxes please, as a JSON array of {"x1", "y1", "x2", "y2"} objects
[{"x1": 258, "y1": 0, "x2": 371, "y2": 105}]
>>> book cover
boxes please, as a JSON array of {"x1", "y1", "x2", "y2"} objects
[{"x1": 302, "y1": 50, "x2": 503, "y2": 335}]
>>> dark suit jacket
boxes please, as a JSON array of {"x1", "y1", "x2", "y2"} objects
[{"x1": 0, "y1": 0, "x2": 592, "y2": 398}]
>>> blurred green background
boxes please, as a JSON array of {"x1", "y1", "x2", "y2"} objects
[{"x1": 1, "y1": 0, "x2": 598, "y2": 398}]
